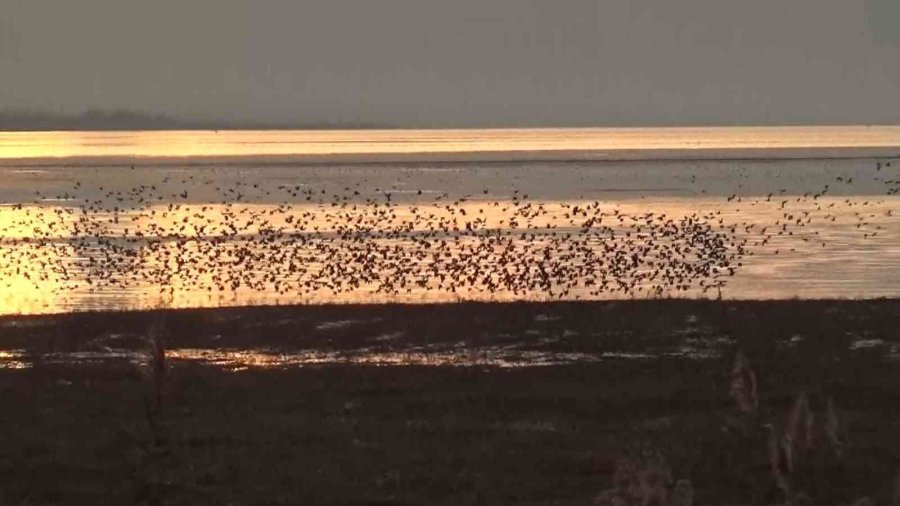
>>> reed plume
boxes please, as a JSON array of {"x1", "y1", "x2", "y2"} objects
[
  {"x1": 141, "y1": 315, "x2": 168, "y2": 445},
  {"x1": 767, "y1": 422, "x2": 792, "y2": 498},
  {"x1": 784, "y1": 392, "x2": 811, "y2": 472},
  {"x1": 149, "y1": 320, "x2": 166, "y2": 413},
  {"x1": 824, "y1": 397, "x2": 842, "y2": 458},
  {"x1": 636, "y1": 460, "x2": 671, "y2": 505},
  {"x1": 670, "y1": 479, "x2": 693, "y2": 506},
  {"x1": 596, "y1": 449, "x2": 687, "y2": 506},
  {"x1": 729, "y1": 350, "x2": 758, "y2": 415}
]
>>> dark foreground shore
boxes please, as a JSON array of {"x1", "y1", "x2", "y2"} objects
[{"x1": 2, "y1": 300, "x2": 899, "y2": 505}]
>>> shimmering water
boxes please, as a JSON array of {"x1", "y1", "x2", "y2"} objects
[
  {"x1": 2, "y1": 126, "x2": 900, "y2": 161},
  {"x1": 1, "y1": 329, "x2": 896, "y2": 371},
  {"x1": 1, "y1": 128, "x2": 899, "y2": 315}
]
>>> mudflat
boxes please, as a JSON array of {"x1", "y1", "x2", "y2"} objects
[{"x1": 1, "y1": 300, "x2": 899, "y2": 504}]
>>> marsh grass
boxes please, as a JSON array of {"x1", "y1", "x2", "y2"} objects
[
  {"x1": 594, "y1": 348, "x2": 897, "y2": 506},
  {"x1": 594, "y1": 445, "x2": 694, "y2": 505},
  {"x1": 130, "y1": 315, "x2": 177, "y2": 505},
  {"x1": 140, "y1": 315, "x2": 168, "y2": 447},
  {"x1": 2, "y1": 301, "x2": 899, "y2": 504}
]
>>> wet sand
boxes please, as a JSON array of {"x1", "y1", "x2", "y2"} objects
[{"x1": 2, "y1": 300, "x2": 899, "y2": 504}]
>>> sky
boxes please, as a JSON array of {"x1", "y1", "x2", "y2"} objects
[{"x1": 1, "y1": 0, "x2": 899, "y2": 127}]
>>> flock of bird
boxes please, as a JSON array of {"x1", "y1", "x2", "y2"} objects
[{"x1": 0, "y1": 160, "x2": 896, "y2": 304}]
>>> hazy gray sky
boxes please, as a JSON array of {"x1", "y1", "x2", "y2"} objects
[{"x1": 2, "y1": 0, "x2": 899, "y2": 126}]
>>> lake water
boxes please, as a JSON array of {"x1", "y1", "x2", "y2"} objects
[
  {"x1": 1, "y1": 127, "x2": 899, "y2": 315},
  {"x1": 2, "y1": 126, "x2": 900, "y2": 161}
]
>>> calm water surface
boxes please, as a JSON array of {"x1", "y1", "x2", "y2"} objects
[
  {"x1": 1, "y1": 127, "x2": 899, "y2": 315},
  {"x1": 2, "y1": 126, "x2": 900, "y2": 160}
]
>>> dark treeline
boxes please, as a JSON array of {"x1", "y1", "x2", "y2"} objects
[{"x1": 0, "y1": 109, "x2": 386, "y2": 131}]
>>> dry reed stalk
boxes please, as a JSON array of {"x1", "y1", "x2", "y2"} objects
[
  {"x1": 142, "y1": 316, "x2": 167, "y2": 445},
  {"x1": 784, "y1": 392, "x2": 811, "y2": 472},
  {"x1": 824, "y1": 397, "x2": 842, "y2": 458},
  {"x1": 767, "y1": 423, "x2": 792, "y2": 498},
  {"x1": 594, "y1": 458, "x2": 634, "y2": 506},
  {"x1": 729, "y1": 350, "x2": 758, "y2": 415},
  {"x1": 804, "y1": 411, "x2": 816, "y2": 451},
  {"x1": 637, "y1": 449, "x2": 673, "y2": 505},
  {"x1": 766, "y1": 394, "x2": 850, "y2": 505},
  {"x1": 637, "y1": 467, "x2": 670, "y2": 506},
  {"x1": 150, "y1": 324, "x2": 166, "y2": 413},
  {"x1": 596, "y1": 451, "x2": 683, "y2": 506},
  {"x1": 613, "y1": 457, "x2": 640, "y2": 493}
]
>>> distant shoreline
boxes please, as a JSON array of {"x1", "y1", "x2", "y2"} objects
[
  {"x1": 0, "y1": 110, "x2": 385, "y2": 132},
  {"x1": 0, "y1": 125, "x2": 385, "y2": 132}
]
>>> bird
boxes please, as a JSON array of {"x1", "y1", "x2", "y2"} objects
[{"x1": 2, "y1": 155, "x2": 897, "y2": 309}]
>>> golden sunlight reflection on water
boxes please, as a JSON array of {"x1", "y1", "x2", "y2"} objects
[
  {"x1": 2, "y1": 145, "x2": 900, "y2": 315},
  {"x1": 1, "y1": 336, "x2": 897, "y2": 371},
  {"x1": 2, "y1": 126, "x2": 900, "y2": 160},
  {"x1": 1, "y1": 195, "x2": 899, "y2": 315}
]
